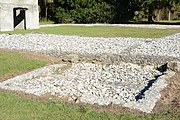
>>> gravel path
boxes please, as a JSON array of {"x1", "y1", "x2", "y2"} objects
[
  {"x1": 0, "y1": 33, "x2": 179, "y2": 64},
  {"x1": 40, "y1": 24, "x2": 180, "y2": 29}
]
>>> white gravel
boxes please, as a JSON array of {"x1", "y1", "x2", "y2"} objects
[
  {"x1": 0, "y1": 33, "x2": 179, "y2": 113},
  {"x1": 0, "y1": 62, "x2": 173, "y2": 113},
  {"x1": 40, "y1": 24, "x2": 180, "y2": 29},
  {"x1": 0, "y1": 33, "x2": 179, "y2": 64}
]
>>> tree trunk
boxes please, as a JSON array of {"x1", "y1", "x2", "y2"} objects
[
  {"x1": 168, "y1": 10, "x2": 171, "y2": 21},
  {"x1": 38, "y1": 0, "x2": 47, "y2": 19},
  {"x1": 148, "y1": 6, "x2": 154, "y2": 22},
  {"x1": 157, "y1": 10, "x2": 160, "y2": 21}
]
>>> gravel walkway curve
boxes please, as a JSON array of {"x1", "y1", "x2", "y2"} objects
[
  {"x1": 0, "y1": 33, "x2": 179, "y2": 64},
  {"x1": 40, "y1": 24, "x2": 180, "y2": 29}
]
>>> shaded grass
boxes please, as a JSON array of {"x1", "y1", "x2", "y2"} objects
[
  {"x1": 1, "y1": 26, "x2": 180, "y2": 38},
  {"x1": 158, "y1": 20, "x2": 180, "y2": 23},
  {"x1": 40, "y1": 20, "x2": 54, "y2": 25}
]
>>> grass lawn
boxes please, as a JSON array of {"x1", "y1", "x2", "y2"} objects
[
  {"x1": 0, "y1": 50, "x2": 46, "y2": 78},
  {"x1": 0, "y1": 50, "x2": 59, "y2": 80},
  {"x1": 0, "y1": 50, "x2": 180, "y2": 120},
  {"x1": 1, "y1": 26, "x2": 180, "y2": 38},
  {"x1": 0, "y1": 91, "x2": 180, "y2": 120},
  {"x1": 0, "y1": 91, "x2": 139, "y2": 120},
  {"x1": 0, "y1": 52, "x2": 46, "y2": 76}
]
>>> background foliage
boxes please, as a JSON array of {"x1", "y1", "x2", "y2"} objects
[{"x1": 39, "y1": 0, "x2": 180, "y2": 23}]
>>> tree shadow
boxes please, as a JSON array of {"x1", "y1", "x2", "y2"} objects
[{"x1": 135, "y1": 64, "x2": 167, "y2": 101}]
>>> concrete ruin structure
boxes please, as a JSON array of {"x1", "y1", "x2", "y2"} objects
[{"x1": 0, "y1": 0, "x2": 39, "y2": 31}]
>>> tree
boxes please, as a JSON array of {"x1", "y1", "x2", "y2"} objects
[
  {"x1": 52, "y1": 0, "x2": 115, "y2": 23},
  {"x1": 105, "y1": 0, "x2": 141, "y2": 23},
  {"x1": 140, "y1": 0, "x2": 161, "y2": 22},
  {"x1": 140, "y1": 0, "x2": 180, "y2": 22},
  {"x1": 39, "y1": 0, "x2": 54, "y2": 20},
  {"x1": 46, "y1": 0, "x2": 180, "y2": 23}
]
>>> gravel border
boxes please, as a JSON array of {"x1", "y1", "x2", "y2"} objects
[
  {"x1": 0, "y1": 63, "x2": 175, "y2": 113},
  {"x1": 40, "y1": 24, "x2": 180, "y2": 29},
  {"x1": 0, "y1": 33, "x2": 179, "y2": 65}
]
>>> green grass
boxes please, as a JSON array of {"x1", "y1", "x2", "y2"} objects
[
  {"x1": 0, "y1": 91, "x2": 129, "y2": 120},
  {"x1": 0, "y1": 91, "x2": 180, "y2": 120},
  {"x1": 0, "y1": 50, "x2": 47, "y2": 77},
  {"x1": 1, "y1": 26, "x2": 180, "y2": 38}
]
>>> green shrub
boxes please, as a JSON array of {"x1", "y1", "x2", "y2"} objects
[{"x1": 52, "y1": 0, "x2": 115, "y2": 23}]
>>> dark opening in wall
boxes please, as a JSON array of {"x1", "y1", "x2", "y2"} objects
[{"x1": 13, "y1": 7, "x2": 28, "y2": 29}]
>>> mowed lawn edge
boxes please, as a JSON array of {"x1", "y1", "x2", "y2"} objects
[
  {"x1": 1, "y1": 90, "x2": 180, "y2": 120},
  {"x1": 1, "y1": 26, "x2": 180, "y2": 38}
]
